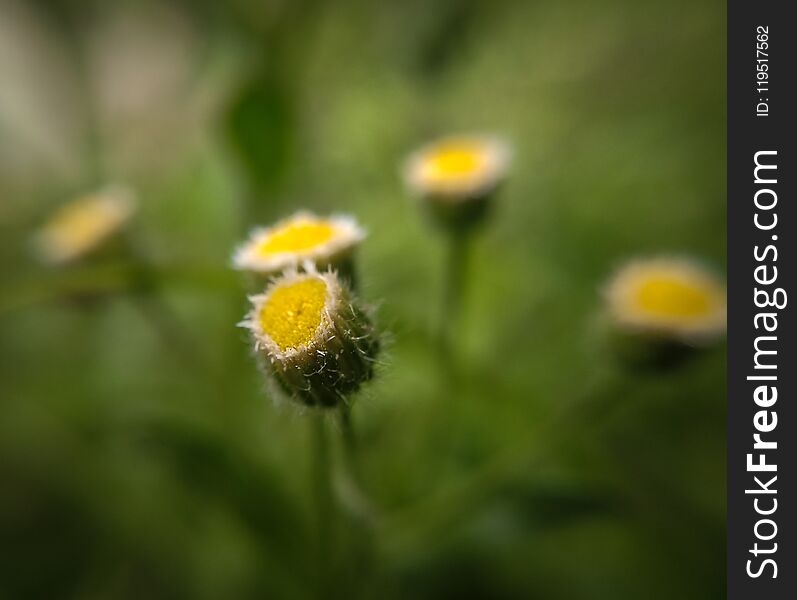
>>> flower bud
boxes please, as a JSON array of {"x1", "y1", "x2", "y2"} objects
[
  {"x1": 34, "y1": 185, "x2": 136, "y2": 265},
  {"x1": 241, "y1": 267, "x2": 379, "y2": 407},
  {"x1": 403, "y1": 135, "x2": 511, "y2": 231},
  {"x1": 602, "y1": 257, "x2": 726, "y2": 366}
]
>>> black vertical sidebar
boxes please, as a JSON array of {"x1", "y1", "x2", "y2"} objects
[{"x1": 728, "y1": 1, "x2": 795, "y2": 598}]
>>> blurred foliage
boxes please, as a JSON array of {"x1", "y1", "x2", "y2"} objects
[
  {"x1": 0, "y1": 0, "x2": 725, "y2": 598},
  {"x1": 226, "y1": 72, "x2": 294, "y2": 195}
]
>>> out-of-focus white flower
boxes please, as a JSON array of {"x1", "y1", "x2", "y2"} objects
[
  {"x1": 232, "y1": 212, "x2": 366, "y2": 275},
  {"x1": 404, "y1": 135, "x2": 511, "y2": 202},
  {"x1": 34, "y1": 185, "x2": 136, "y2": 265},
  {"x1": 604, "y1": 257, "x2": 726, "y2": 343}
]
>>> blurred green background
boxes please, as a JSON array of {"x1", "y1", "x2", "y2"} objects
[{"x1": 0, "y1": 0, "x2": 725, "y2": 598}]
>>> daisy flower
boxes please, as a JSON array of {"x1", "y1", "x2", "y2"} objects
[
  {"x1": 403, "y1": 135, "x2": 511, "y2": 229},
  {"x1": 604, "y1": 257, "x2": 726, "y2": 344},
  {"x1": 34, "y1": 185, "x2": 136, "y2": 265},
  {"x1": 232, "y1": 212, "x2": 365, "y2": 275}
]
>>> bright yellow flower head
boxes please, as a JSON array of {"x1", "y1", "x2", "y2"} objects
[
  {"x1": 258, "y1": 278, "x2": 329, "y2": 351},
  {"x1": 240, "y1": 267, "x2": 379, "y2": 407},
  {"x1": 35, "y1": 186, "x2": 136, "y2": 265},
  {"x1": 604, "y1": 258, "x2": 726, "y2": 342},
  {"x1": 232, "y1": 212, "x2": 365, "y2": 274},
  {"x1": 404, "y1": 135, "x2": 511, "y2": 201}
]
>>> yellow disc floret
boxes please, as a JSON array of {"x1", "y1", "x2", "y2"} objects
[
  {"x1": 256, "y1": 219, "x2": 336, "y2": 256},
  {"x1": 422, "y1": 142, "x2": 486, "y2": 183},
  {"x1": 232, "y1": 212, "x2": 366, "y2": 274},
  {"x1": 259, "y1": 278, "x2": 328, "y2": 351},
  {"x1": 35, "y1": 187, "x2": 135, "y2": 264},
  {"x1": 606, "y1": 258, "x2": 726, "y2": 341},
  {"x1": 242, "y1": 268, "x2": 379, "y2": 407},
  {"x1": 47, "y1": 198, "x2": 115, "y2": 251},
  {"x1": 634, "y1": 275, "x2": 716, "y2": 319},
  {"x1": 403, "y1": 135, "x2": 511, "y2": 210}
]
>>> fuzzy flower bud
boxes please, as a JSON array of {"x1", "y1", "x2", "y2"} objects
[{"x1": 241, "y1": 267, "x2": 379, "y2": 408}]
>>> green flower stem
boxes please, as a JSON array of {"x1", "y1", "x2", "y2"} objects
[
  {"x1": 0, "y1": 262, "x2": 238, "y2": 318},
  {"x1": 0, "y1": 263, "x2": 135, "y2": 317},
  {"x1": 338, "y1": 404, "x2": 358, "y2": 478},
  {"x1": 438, "y1": 229, "x2": 472, "y2": 357},
  {"x1": 337, "y1": 404, "x2": 377, "y2": 594},
  {"x1": 337, "y1": 404, "x2": 374, "y2": 520},
  {"x1": 311, "y1": 414, "x2": 335, "y2": 597}
]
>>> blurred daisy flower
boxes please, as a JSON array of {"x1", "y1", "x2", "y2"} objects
[
  {"x1": 604, "y1": 257, "x2": 726, "y2": 344},
  {"x1": 241, "y1": 266, "x2": 379, "y2": 408},
  {"x1": 34, "y1": 185, "x2": 136, "y2": 265},
  {"x1": 232, "y1": 212, "x2": 365, "y2": 276},
  {"x1": 403, "y1": 134, "x2": 511, "y2": 229}
]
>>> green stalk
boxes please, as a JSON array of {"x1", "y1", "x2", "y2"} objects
[
  {"x1": 311, "y1": 413, "x2": 334, "y2": 598},
  {"x1": 336, "y1": 404, "x2": 373, "y2": 518},
  {"x1": 438, "y1": 229, "x2": 472, "y2": 361},
  {"x1": 338, "y1": 404, "x2": 358, "y2": 477},
  {"x1": 336, "y1": 404, "x2": 376, "y2": 595}
]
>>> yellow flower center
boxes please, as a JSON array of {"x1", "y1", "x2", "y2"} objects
[
  {"x1": 260, "y1": 278, "x2": 328, "y2": 350},
  {"x1": 44, "y1": 197, "x2": 123, "y2": 254},
  {"x1": 256, "y1": 220, "x2": 336, "y2": 256},
  {"x1": 423, "y1": 143, "x2": 486, "y2": 182},
  {"x1": 634, "y1": 275, "x2": 718, "y2": 319}
]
